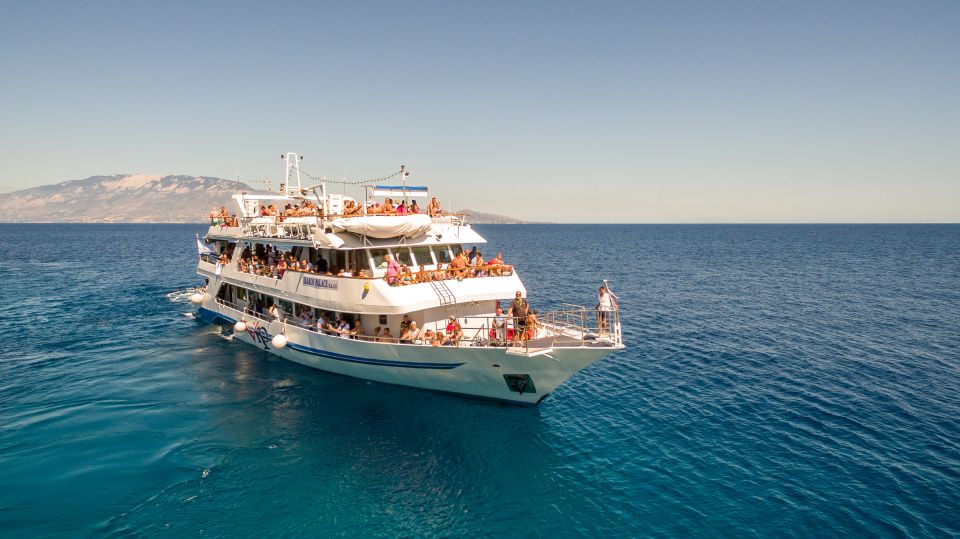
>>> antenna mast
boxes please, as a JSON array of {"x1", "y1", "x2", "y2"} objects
[{"x1": 282, "y1": 152, "x2": 303, "y2": 194}]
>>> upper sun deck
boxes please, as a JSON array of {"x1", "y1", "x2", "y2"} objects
[
  {"x1": 206, "y1": 203, "x2": 485, "y2": 249},
  {"x1": 206, "y1": 156, "x2": 483, "y2": 249}
]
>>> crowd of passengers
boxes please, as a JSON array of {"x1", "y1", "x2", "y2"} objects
[
  {"x1": 210, "y1": 197, "x2": 446, "y2": 228},
  {"x1": 232, "y1": 245, "x2": 367, "y2": 279},
  {"x1": 227, "y1": 244, "x2": 512, "y2": 283},
  {"x1": 246, "y1": 300, "x2": 540, "y2": 346},
  {"x1": 209, "y1": 206, "x2": 239, "y2": 227},
  {"x1": 385, "y1": 247, "x2": 512, "y2": 285},
  {"x1": 342, "y1": 196, "x2": 443, "y2": 216}
]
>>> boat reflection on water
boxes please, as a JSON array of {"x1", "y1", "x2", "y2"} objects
[{"x1": 179, "y1": 328, "x2": 566, "y2": 529}]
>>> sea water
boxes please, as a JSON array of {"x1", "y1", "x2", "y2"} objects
[{"x1": 0, "y1": 224, "x2": 957, "y2": 537}]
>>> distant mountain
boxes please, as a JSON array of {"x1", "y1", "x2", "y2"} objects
[
  {"x1": 0, "y1": 175, "x2": 533, "y2": 224},
  {"x1": 0, "y1": 175, "x2": 251, "y2": 223},
  {"x1": 457, "y1": 208, "x2": 531, "y2": 224}
]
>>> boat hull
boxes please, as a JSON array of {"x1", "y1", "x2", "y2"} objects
[{"x1": 197, "y1": 304, "x2": 617, "y2": 405}]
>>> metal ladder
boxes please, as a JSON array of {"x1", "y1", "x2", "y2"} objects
[{"x1": 429, "y1": 279, "x2": 457, "y2": 314}]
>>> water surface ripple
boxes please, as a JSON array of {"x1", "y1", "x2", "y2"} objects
[{"x1": 0, "y1": 224, "x2": 957, "y2": 537}]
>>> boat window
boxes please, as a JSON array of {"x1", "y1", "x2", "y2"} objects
[
  {"x1": 370, "y1": 249, "x2": 389, "y2": 269},
  {"x1": 410, "y1": 246, "x2": 434, "y2": 267},
  {"x1": 393, "y1": 247, "x2": 414, "y2": 267},
  {"x1": 236, "y1": 287, "x2": 247, "y2": 301},
  {"x1": 435, "y1": 246, "x2": 453, "y2": 264}
]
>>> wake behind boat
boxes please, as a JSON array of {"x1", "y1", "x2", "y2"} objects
[{"x1": 191, "y1": 153, "x2": 623, "y2": 404}]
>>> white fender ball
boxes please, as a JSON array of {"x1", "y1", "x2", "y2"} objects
[
  {"x1": 271, "y1": 334, "x2": 288, "y2": 349},
  {"x1": 190, "y1": 292, "x2": 204, "y2": 305},
  {"x1": 234, "y1": 321, "x2": 247, "y2": 332}
]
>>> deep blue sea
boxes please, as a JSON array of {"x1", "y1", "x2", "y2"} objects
[{"x1": 1, "y1": 224, "x2": 958, "y2": 537}]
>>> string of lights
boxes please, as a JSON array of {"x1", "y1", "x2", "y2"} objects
[{"x1": 296, "y1": 166, "x2": 406, "y2": 186}]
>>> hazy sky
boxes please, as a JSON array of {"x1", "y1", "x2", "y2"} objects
[{"x1": 1, "y1": 1, "x2": 958, "y2": 222}]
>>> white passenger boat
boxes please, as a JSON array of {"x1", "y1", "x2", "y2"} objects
[{"x1": 192, "y1": 153, "x2": 623, "y2": 404}]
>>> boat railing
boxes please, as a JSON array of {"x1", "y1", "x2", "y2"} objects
[
  {"x1": 215, "y1": 298, "x2": 273, "y2": 323},
  {"x1": 232, "y1": 211, "x2": 468, "y2": 240},
  {"x1": 238, "y1": 216, "x2": 321, "y2": 240},
  {"x1": 213, "y1": 300, "x2": 621, "y2": 350},
  {"x1": 420, "y1": 305, "x2": 621, "y2": 350},
  {"x1": 199, "y1": 252, "x2": 220, "y2": 265},
  {"x1": 388, "y1": 265, "x2": 515, "y2": 286}
]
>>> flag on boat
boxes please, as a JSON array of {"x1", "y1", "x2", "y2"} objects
[{"x1": 196, "y1": 235, "x2": 214, "y2": 255}]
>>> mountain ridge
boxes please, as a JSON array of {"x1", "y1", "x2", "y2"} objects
[{"x1": 0, "y1": 175, "x2": 527, "y2": 224}]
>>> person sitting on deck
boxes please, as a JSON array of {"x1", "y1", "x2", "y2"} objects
[
  {"x1": 409, "y1": 200, "x2": 420, "y2": 214},
  {"x1": 415, "y1": 264, "x2": 430, "y2": 283},
  {"x1": 473, "y1": 253, "x2": 485, "y2": 277},
  {"x1": 396, "y1": 201, "x2": 407, "y2": 214},
  {"x1": 343, "y1": 199, "x2": 360, "y2": 216},
  {"x1": 382, "y1": 198, "x2": 395, "y2": 214},
  {"x1": 380, "y1": 327, "x2": 395, "y2": 343},
  {"x1": 371, "y1": 326, "x2": 382, "y2": 341},
  {"x1": 433, "y1": 331, "x2": 445, "y2": 346},
  {"x1": 269, "y1": 303, "x2": 285, "y2": 322},
  {"x1": 398, "y1": 264, "x2": 413, "y2": 285},
  {"x1": 445, "y1": 317, "x2": 463, "y2": 346},
  {"x1": 324, "y1": 317, "x2": 339, "y2": 336},
  {"x1": 493, "y1": 307, "x2": 506, "y2": 345},
  {"x1": 407, "y1": 321, "x2": 421, "y2": 343},
  {"x1": 428, "y1": 197, "x2": 441, "y2": 216},
  {"x1": 451, "y1": 252, "x2": 469, "y2": 280},
  {"x1": 487, "y1": 252, "x2": 504, "y2": 276},
  {"x1": 422, "y1": 329, "x2": 435, "y2": 345},
  {"x1": 336, "y1": 318, "x2": 351, "y2": 336},
  {"x1": 399, "y1": 322, "x2": 415, "y2": 344},
  {"x1": 349, "y1": 324, "x2": 363, "y2": 339}
]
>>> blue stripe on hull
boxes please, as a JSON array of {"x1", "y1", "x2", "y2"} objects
[
  {"x1": 197, "y1": 307, "x2": 464, "y2": 370},
  {"x1": 286, "y1": 342, "x2": 463, "y2": 369}
]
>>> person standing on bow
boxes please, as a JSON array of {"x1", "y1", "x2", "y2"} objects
[
  {"x1": 507, "y1": 291, "x2": 530, "y2": 343},
  {"x1": 597, "y1": 285, "x2": 617, "y2": 337}
]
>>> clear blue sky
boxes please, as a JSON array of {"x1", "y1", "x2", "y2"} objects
[{"x1": 1, "y1": 0, "x2": 957, "y2": 222}]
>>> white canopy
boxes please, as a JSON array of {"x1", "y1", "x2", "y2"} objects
[{"x1": 329, "y1": 214, "x2": 432, "y2": 239}]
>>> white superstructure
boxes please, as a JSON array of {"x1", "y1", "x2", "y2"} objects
[{"x1": 193, "y1": 153, "x2": 623, "y2": 405}]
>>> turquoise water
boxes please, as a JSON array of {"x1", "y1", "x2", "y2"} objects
[{"x1": 0, "y1": 224, "x2": 958, "y2": 537}]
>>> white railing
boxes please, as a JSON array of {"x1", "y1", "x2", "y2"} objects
[{"x1": 215, "y1": 299, "x2": 621, "y2": 350}]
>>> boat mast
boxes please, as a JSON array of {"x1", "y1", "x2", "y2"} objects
[{"x1": 282, "y1": 152, "x2": 303, "y2": 194}]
